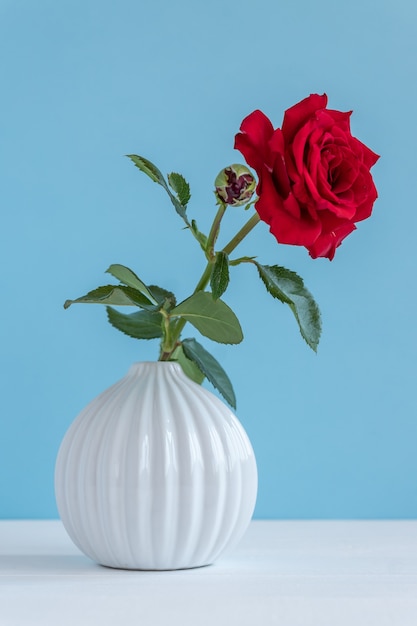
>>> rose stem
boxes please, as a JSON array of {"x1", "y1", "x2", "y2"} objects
[{"x1": 159, "y1": 211, "x2": 261, "y2": 360}]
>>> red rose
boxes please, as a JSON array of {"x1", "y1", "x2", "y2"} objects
[{"x1": 235, "y1": 94, "x2": 379, "y2": 260}]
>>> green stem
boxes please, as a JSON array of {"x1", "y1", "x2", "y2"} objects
[
  {"x1": 222, "y1": 212, "x2": 260, "y2": 255},
  {"x1": 159, "y1": 210, "x2": 261, "y2": 360},
  {"x1": 193, "y1": 261, "x2": 213, "y2": 293},
  {"x1": 162, "y1": 260, "x2": 212, "y2": 356},
  {"x1": 206, "y1": 202, "x2": 227, "y2": 260}
]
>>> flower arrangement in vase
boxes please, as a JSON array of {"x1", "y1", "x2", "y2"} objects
[{"x1": 55, "y1": 93, "x2": 379, "y2": 570}]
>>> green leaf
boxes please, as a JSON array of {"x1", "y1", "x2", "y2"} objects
[
  {"x1": 229, "y1": 255, "x2": 256, "y2": 267},
  {"x1": 182, "y1": 338, "x2": 236, "y2": 408},
  {"x1": 126, "y1": 154, "x2": 167, "y2": 186},
  {"x1": 171, "y1": 291, "x2": 243, "y2": 344},
  {"x1": 64, "y1": 285, "x2": 151, "y2": 309},
  {"x1": 190, "y1": 219, "x2": 208, "y2": 250},
  {"x1": 106, "y1": 264, "x2": 158, "y2": 305},
  {"x1": 170, "y1": 344, "x2": 205, "y2": 384},
  {"x1": 168, "y1": 172, "x2": 191, "y2": 208},
  {"x1": 148, "y1": 285, "x2": 176, "y2": 309},
  {"x1": 127, "y1": 154, "x2": 189, "y2": 223},
  {"x1": 210, "y1": 251, "x2": 230, "y2": 300},
  {"x1": 255, "y1": 263, "x2": 321, "y2": 351},
  {"x1": 106, "y1": 307, "x2": 163, "y2": 339}
]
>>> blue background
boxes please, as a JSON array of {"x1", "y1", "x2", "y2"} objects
[{"x1": 1, "y1": 0, "x2": 416, "y2": 519}]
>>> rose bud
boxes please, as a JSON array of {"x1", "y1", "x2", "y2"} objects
[{"x1": 215, "y1": 164, "x2": 256, "y2": 206}]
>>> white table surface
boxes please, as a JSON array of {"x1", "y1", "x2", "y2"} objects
[{"x1": 1, "y1": 520, "x2": 417, "y2": 626}]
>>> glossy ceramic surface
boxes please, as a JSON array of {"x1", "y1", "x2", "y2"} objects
[{"x1": 55, "y1": 362, "x2": 258, "y2": 570}]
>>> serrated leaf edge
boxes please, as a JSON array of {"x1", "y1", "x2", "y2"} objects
[{"x1": 255, "y1": 262, "x2": 321, "y2": 352}]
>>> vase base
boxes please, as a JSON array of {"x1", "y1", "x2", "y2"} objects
[{"x1": 98, "y1": 561, "x2": 213, "y2": 572}]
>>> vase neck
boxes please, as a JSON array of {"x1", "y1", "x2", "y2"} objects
[{"x1": 126, "y1": 361, "x2": 182, "y2": 378}]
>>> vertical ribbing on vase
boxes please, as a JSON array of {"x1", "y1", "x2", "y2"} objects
[
  {"x1": 127, "y1": 377, "x2": 149, "y2": 567},
  {"x1": 189, "y1": 387, "x2": 233, "y2": 565},
  {"x1": 207, "y1": 409, "x2": 244, "y2": 562},
  {"x1": 55, "y1": 362, "x2": 257, "y2": 570},
  {"x1": 61, "y1": 395, "x2": 111, "y2": 560},
  {"x1": 117, "y1": 381, "x2": 139, "y2": 568},
  {"x1": 167, "y1": 367, "x2": 204, "y2": 568},
  {"x1": 176, "y1": 373, "x2": 257, "y2": 566},
  {"x1": 147, "y1": 363, "x2": 165, "y2": 569},
  {"x1": 96, "y1": 376, "x2": 137, "y2": 565},
  {"x1": 79, "y1": 377, "x2": 129, "y2": 564},
  {"x1": 168, "y1": 369, "x2": 238, "y2": 568},
  {"x1": 132, "y1": 364, "x2": 157, "y2": 569},
  {"x1": 155, "y1": 364, "x2": 180, "y2": 569}
]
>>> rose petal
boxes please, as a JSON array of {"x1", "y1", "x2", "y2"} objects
[
  {"x1": 252, "y1": 166, "x2": 282, "y2": 224},
  {"x1": 291, "y1": 118, "x2": 314, "y2": 175},
  {"x1": 350, "y1": 136, "x2": 380, "y2": 168},
  {"x1": 254, "y1": 174, "x2": 321, "y2": 246},
  {"x1": 270, "y1": 130, "x2": 291, "y2": 197},
  {"x1": 234, "y1": 110, "x2": 274, "y2": 172},
  {"x1": 268, "y1": 198, "x2": 321, "y2": 246},
  {"x1": 352, "y1": 173, "x2": 378, "y2": 221},
  {"x1": 308, "y1": 221, "x2": 356, "y2": 260},
  {"x1": 326, "y1": 109, "x2": 352, "y2": 133},
  {"x1": 282, "y1": 93, "x2": 328, "y2": 143}
]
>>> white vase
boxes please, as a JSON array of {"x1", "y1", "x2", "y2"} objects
[{"x1": 55, "y1": 361, "x2": 257, "y2": 570}]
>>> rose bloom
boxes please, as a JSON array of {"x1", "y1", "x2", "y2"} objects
[{"x1": 235, "y1": 93, "x2": 379, "y2": 260}]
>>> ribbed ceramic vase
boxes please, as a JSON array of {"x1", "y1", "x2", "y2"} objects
[{"x1": 55, "y1": 361, "x2": 257, "y2": 570}]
